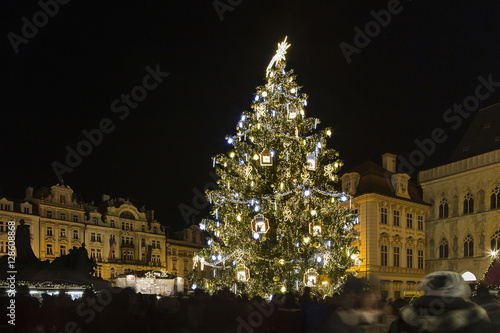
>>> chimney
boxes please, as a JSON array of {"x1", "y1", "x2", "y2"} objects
[
  {"x1": 382, "y1": 153, "x2": 397, "y2": 173},
  {"x1": 25, "y1": 186, "x2": 34, "y2": 200}
]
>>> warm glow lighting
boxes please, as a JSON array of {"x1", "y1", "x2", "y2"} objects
[
  {"x1": 303, "y1": 237, "x2": 310, "y2": 244},
  {"x1": 281, "y1": 286, "x2": 286, "y2": 293},
  {"x1": 326, "y1": 129, "x2": 332, "y2": 136},
  {"x1": 253, "y1": 154, "x2": 259, "y2": 160},
  {"x1": 229, "y1": 152, "x2": 235, "y2": 158}
]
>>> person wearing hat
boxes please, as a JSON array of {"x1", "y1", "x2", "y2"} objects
[{"x1": 388, "y1": 271, "x2": 494, "y2": 333}]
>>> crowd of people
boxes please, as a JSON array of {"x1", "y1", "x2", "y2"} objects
[{"x1": 2, "y1": 271, "x2": 500, "y2": 333}]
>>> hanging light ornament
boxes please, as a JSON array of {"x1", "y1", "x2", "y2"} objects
[
  {"x1": 288, "y1": 105, "x2": 298, "y2": 120},
  {"x1": 306, "y1": 154, "x2": 317, "y2": 170},
  {"x1": 235, "y1": 264, "x2": 250, "y2": 282},
  {"x1": 252, "y1": 214, "x2": 269, "y2": 234},
  {"x1": 260, "y1": 149, "x2": 273, "y2": 166},
  {"x1": 309, "y1": 223, "x2": 323, "y2": 236},
  {"x1": 304, "y1": 268, "x2": 319, "y2": 287}
]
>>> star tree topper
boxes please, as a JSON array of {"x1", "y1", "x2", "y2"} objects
[{"x1": 266, "y1": 36, "x2": 291, "y2": 77}]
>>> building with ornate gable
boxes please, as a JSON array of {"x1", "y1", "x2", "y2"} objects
[{"x1": 341, "y1": 153, "x2": 430, "y2": 299}]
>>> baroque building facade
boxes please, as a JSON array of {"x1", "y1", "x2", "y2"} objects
[
  {"x1": 0, "y1": 183, "x2": 206, "y2": 285},
  {"x1": 419, "y1": 103, "x2": 500, "y2": 284},
  {"x1": 341, "y1": 154, "x2": 429, "y2": 299}
]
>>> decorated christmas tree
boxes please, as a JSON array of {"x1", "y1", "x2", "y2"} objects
[{"x1": 193, "y1": 38, "x2": 359, "y2": 296}]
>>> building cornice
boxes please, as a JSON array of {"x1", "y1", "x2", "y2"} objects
[{"x1": 419, "y1": 149, "x2": 500, "y2": 184}]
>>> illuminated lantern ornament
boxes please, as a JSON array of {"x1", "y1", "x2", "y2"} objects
[
  {"x1": 288, "y1": 105, "x2": 298, "y2": 120},
  {"x1": 309, "y1": 223, "x2": 323, "y2": 236},
  {"x1": 304, "y1": 268, "x2": 318, "y2": 286},
  {"x1": 306, "y1": 154, "x2": 317, "y2": 170},
  {"x1": 260, "y1": 149, "x2": 273, "y2": 166},
  {"x1": 235, "y1": 264, "x2": 250, "y2": 282},
  {"x1": 252, "y1": 214, "x2": 269, "y2": 234}
]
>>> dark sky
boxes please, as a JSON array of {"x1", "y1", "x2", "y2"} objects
[{"x1": 1, "y1": 0, "x2": 500, "y2": 229}]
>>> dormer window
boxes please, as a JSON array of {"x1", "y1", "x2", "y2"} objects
[
  {"x1": 391, "y1": 174, "x2": 411, "y2": 199},
  {"x1": 340, "y1": 173, "x2": 360, "y2": 196}
]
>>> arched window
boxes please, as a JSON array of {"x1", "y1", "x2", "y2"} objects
[
  {"x1": 439, "y1": 238, "x2": 449, "y2": 259},
  {"x1": 119, "y1": 211, "x2": 135, "y2": 220},
  {"x1": 464, "y1": 234, "x2": 474, "y2": 257},
  {"x1": 491, "y1": 230, "x2": 500, "y2": 252},
  {"x1": 463, "y1": 193, "x2": 474, "y2": 214},
  {"x1": 439, "y1": 198, "x2": 449, "y2": 219},
  {"x1": 491, "y1": 187, "x2": 500, "y2": 210}
]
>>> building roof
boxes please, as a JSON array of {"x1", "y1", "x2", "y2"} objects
[
  {"x1": 450, "y1": 102, "x2": 500, "y2": 162},
  {"x1": 346, "y1": 161, "x2": 428, "y2": 205}
]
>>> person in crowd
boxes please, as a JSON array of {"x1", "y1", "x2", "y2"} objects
[
  {"x1": 476, "y1": 284, "x2": 500, "y2": 332},
  {"x1": 271, "y1": 292, "x2": 304, "y2": 333},
  {"x1": 388, "y1": 271, "x2": 493, "y2": 333}
]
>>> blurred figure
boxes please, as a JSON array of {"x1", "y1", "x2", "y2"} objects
[
  {"x1": 357, "y1": 290, "x2": 384, "y2": 332},
  {"x1": 327, "y1": 276, "x2": 363, "y2": 333},
  {"x1": 388, "y1": 271, "x2": 493, "y2": 333},
  {"x1": 476, "y1": 285, "x2": 500, "y2": 332}
]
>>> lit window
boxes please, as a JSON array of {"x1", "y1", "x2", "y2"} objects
[
  {"x1": 491, "y1": 230, "x2": 500, "y2": 251},
  {"x1": 393, "y1": 211, "x2": 400, "y2": 226},
  {"x1": 418, "y1": 250, "x2": 424, "y2": 269},
  {"x1": 393, "y1": 247, "x2": 400, "y2": 267},
  {"x1": 464, "y1": 234, "x2": 474, "y2": 257},
  {"x1": 381, "y1": 245, "x2": 388, "y2": 266},
  {"x1": 380, "y1": 208, "x2": 388, "y2": 224},
  {"x1": 407, "y1": 249, "x2": 413, "y2": 268},
  {"x1": 491, "y1": 187, "x2": 500, "y2": 209},
  {"x1": 439, "y1": 238, "x2": 449, "y2": 258},
  {"x1": 463, "y1": 193, "x2": 474, "y2": 214},
  {"x1": 406, "y1": 213, "x2": 413, "y2": 229},
  {"x1": 439, "y1": 198, "x2": 449, "y2": 218}
]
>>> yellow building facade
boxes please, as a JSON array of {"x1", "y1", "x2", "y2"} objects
[{"x1": 341, "y1": 154, "x2": 429, "y2": 299}]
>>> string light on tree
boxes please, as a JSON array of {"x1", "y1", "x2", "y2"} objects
[{"x1": 193, "y1": 37, "x2": 358, "y2": 296}]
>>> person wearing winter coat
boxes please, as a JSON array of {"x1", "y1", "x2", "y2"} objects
[{"x1": 388, "y1": 271, "x2": 493, "y2": 333}]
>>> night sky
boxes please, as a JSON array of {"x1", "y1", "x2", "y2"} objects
[{"x1": 1, "y1": 0, "x2": 500, "y2": 229}]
